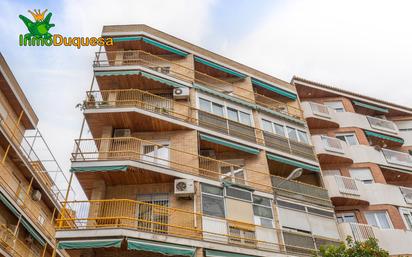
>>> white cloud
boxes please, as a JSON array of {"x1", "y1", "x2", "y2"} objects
[{"x1": 230, "y1": 0, "x2": 412, "y2": 106}]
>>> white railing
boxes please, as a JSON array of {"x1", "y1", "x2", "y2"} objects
[
  {"x1": 349, "y1": 223, "x2": 375, "y2": 241},
  {"x1": 309, "y1": 102, "x2": 331, "y2": 118},
  {"x1": 334, "y1": 175, "x2": 360, "y2": 196},
  {"x1": 400, "y1": 187, "x2": 412, "y2": 204},
  {"x1": 367, "y1": 116, "x2": 398, "y2": 133},
  {"x1": 321, "y1": 136, "x2": 344, "y2": 153},
  {"x1": 382, "y1": 148, "x2": 412, "y2": 167}
]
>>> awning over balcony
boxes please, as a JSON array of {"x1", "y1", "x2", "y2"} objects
[
  {"x1": 266, "y1": 153, "x2": 320, "y2": 172},
  {"x1": 353, "y1": 100, "x2": 389, "y2": 113},
  {"x1": 0, "y1": 191, "x2": 46, "y2": 246},
  {"x1": 112, "y1": 36, "x2": 189, "y2": 57},
  {"x1": 364, "y1": 130, "x2": 404, "y2": 144},
  {"x1": 205, "y1": 249, "x2": 256, "y2": 257},
  {"x1": 127, "y1": 239, "x2": 196, "y2": 257},
  {"x1": 194, "y1": 56, "x2": 246, "y2": 78},
  {"x1": 251, "y1": 78, "x2": 297, "y2": 100},
  {"x1": 70, "y1": 165, "x2": 128, "y2": 173},
  {"x1": 199, "y1": 133, "x2": 260, "y2": 155},
  {"x1": 95, "y1": 70, "x2": 185, "y2": 88},
  {"x1": 58, "y1": 239, "x2": 123, "y2": 249}
]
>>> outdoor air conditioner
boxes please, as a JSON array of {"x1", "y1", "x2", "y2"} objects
[
  {"x1": 173, "y1": 87, "x2": 189, "y2": 100},
  {"x1": 113, "y1": 129, "x2": 131, "y2": 138},
  {"x1": 174, "y1": 179, "x2": 195, "y2": 198},
  {"x1": 31, "y1": 190, "x2": 42, "y2": 202}
]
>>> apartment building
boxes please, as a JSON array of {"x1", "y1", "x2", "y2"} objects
[
  {"x1": 55, "y1": 25, "x2": 341, "y2": 257},
  {"x1": 0, "y1": 53, "x2": 68, "y2": 257},
  {"x1": 293, "y1": 76, "x2": 412, "y2": 255}
]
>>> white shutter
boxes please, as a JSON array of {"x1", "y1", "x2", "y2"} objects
[
  {"x1": 202, "y1": 216, "x2": 228, "y2": 243},
  {"x1": 308, "y1": 215, "x2": 340, "y2": 239},
  {"x1": 278, "y1": 207, "x2": 310, "y2": 232},
  {"x1": 350, "y1": 168, "x2": 373, "y2": 182}
]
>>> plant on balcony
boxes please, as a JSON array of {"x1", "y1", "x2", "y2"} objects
[{"x1": 314, "y1": 236, "x2": 389, "y2": 257}]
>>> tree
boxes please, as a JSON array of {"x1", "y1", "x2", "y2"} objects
[{"x1": 314, "y1": 236, "x2": 389, "y2": 257}]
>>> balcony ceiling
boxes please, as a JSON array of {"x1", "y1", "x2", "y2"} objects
[{"x1": 96, "y1": 73, "x2": 175, "y2": 92}]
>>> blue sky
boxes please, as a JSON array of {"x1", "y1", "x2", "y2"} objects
[{"x1": 1, "y1": 0, "x2": 412, "y2": 197}]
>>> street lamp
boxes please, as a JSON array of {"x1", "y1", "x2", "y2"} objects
[{"x1": 276, "y1": 167, "x2": 303, "y2": 188}]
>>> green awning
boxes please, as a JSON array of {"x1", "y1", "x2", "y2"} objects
[
  {"x1": 112, "y1": 36, "x2": 189, "y2": 57},
  {"x1": 58, "y1": 239, "x2": 123, "y2": 249},
  {"x1": 70, "y1": 165, "x2": 128, "y2": 173},
  {"x1": 205, "y1": 249, "x2": 255, "y2": 257},
  {"x1": 251, "y1": 78, "x2": 297, "y2": 100},
  {"x1": 353, "y1": 100, "x2": 389, "y2": 113},
  {"x1": 364, "y1": 130, "x2": 404, "y2": 144},
  {"x1": 266, "y1": 153, "x2": 320, "y2": 172},
  {"x1": 193, "y1": 83, "x2": 256, "y2": 109},
  {"x1": 194, "y1": 56, "x2": 246, "y2": 78},
  {"x1": 21, "y1": 218, "x2": 46, "y2": 246},
  {"x1": 0, "y1": 192, "x2": 46, "y2": 246},
  {"x1": 199, "y1": 133, "x2": 260, "y2": 155},
  {"x1": 95, "y1": 70, "x2": 185, "y2": 88},
  {"x1": 127, "y1": 239, "x2": 196, "y2": 257}
]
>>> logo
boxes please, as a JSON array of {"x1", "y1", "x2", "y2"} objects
[{"x1": 19, "y1": 9, "x2": 113, "y2": 49}]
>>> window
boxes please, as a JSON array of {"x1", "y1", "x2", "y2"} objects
[
  {"x1": 261, "y1": 119, "x2": 273, "y2": 133},
  {"x1": 336, "y1": 213, "x2": 357, "y2": 223},
  {"x1": 142, "y1": 141, "x2": 170, "y2": 167},
  {"x1": 365, "y1": 211, "x2": 392, "y2": 229},
  {"x1": 137, "y1": 193, "x2": 169, "y2": 233},
  {"x1": 219, "y1": 159, "x2": 245, "y2": 185},
  {"x1": 199, "y1": 97, "x2": 252, "y2": 126},
  {"x1": 400, "y1": 208, "x2": 412, "y2": 230},
  {"x1": 253, "y1": 195, "x2": 273, "y2": 228},
  {"x1": 324, "y1": 101, "x2": 345, "y2": 112},
  {"x1": 225, "y1": 187, "x2": 252, "y2": 202},
  {"x1": 199, "y1": 98, "x2": 224, "y2": 116},
  {"x1": 349, "y1": 168, "x2": 374, "y2": 184},
  {"x1": 201, "y1": 184, "x2": 225, "y2": 218},
  {"x1": 336, "y1": 133, "x2": 358, "y2": 146},
  {"x1": 297, "y1": 130, "x2": 309, "y2": 144},
  {"x1": 227, "y1": 107, "x2": 251, "y2": 126},
  {"x1": 287, "y1": 126, "x2": 308, "y2": 143}
]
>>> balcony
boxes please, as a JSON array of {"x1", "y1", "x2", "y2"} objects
[
  {"x1": 350, "y1": 145, "x2": 412, "y2": 170},
  {"x1": 301, "y1": 102, "x2": 339, "y2": 129},
  {"x1": 338, "y1": 222, "x2": 412, "y2": 255},
  {"x1": 93, "y1": 50, "x2": 304, "y2": 121},
  {"x1": 271, "y1": 176, "x2": 331, "y2": 207},
  {"x1": 311, "y1": 135, "x2": 353, "y2": 164},
  {"x1": 0, "y1": 224, "x2": 41, "y2": 257},
  {"x1": 381, "y1": 148, "x2": 412, "y2": 167},
  {"x1": 84, "y1": 89, "x2": 316, "y2": 161},
  {"x1": 56, "y1": 199, "x2": 336, "y2": 256},
  {"x1": 324, "y1": 175, "x2": 412, "y2": 207}
]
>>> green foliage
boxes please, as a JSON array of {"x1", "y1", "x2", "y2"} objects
[{"x1": 314, "y1": 236, "x2": 389, "y2": 257}]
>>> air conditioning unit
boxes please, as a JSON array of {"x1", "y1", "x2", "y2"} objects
[
  {"x1": 174, "y1": 179, "x2": 195, "y2": 198},
  {"x1": 31, "y1": 190, "x2": 42, "y2": 202},
  {"x1": 173, "y1": 87, "x2": 189, "y2": 100},
  {"x1": 113, "y1": 129, "x2": 131, "y2": 137}
]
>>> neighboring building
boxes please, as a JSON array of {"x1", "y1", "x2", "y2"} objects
[
  {"x1": 294, "y1": 76, "x2": 412, "y2": 255},
  {"x1": 55, "y1": 25, "x2": 341, "y2": 257},
  {"x1": 0, "y1": 53, "x2": 68, "y2": 257}
]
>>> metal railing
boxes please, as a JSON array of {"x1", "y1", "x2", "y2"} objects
[
  {"x1": 348, "y1": 223, "x2": 375, "y2": 242},
  {"x1": 367, "y1": 116, "x2": 398, "y2": 133},
  {"x1": 321, "y1": 136, "x2": 344, "y2": 153},
  {"x1": 93, "y1": 50, "x2": 304, "y2": 120},
  {"x1": 382, "y1": 148, "x2": 412, "y2": 167},
  {"x1": 0, "y1": 224, "x2": 41, "y2": 257},
  {"x1": 334, "y1": 175, "x2": 360, "y2": 196},
  {"x1": 56, "y1": 199, "x2": 327, "y2": 255},
  {"x1": 309, "y1": 102, "x2": 331, "y2": 118},
  {"x1": 84, "y1": 89, "x2": 316, "y2": 160}
]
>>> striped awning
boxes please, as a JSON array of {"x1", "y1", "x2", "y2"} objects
[
  {"x1": 58, "y1": 239, "x2": 123, "y2": 249},
  {"x1": 194, "y1": 56, "x2": 246, "y2": 78},
  {"x1": 252, "y1": 78, "x2": 297, "y2": 100},
  {"x1": 127, "y1": 239, "x2": 196, "y2": 257},
  {"x1": 266, "y1": 153, "x2": 320, "y2": 172},
  {"x1": 205, "y1": 249, "x2": 256, "y2": 257},
  {"x1": 353, "y1": 100, "x2": 389, "y2": 113},
  {"x1": 70, "y1": 165, "x2": 128, "y2": 173},
  {"x1": 199, "y1": 133, "x2": 260, "y2": 155},
  {"x1": 364, "y1": 130, "x2": 404, "y2": 144}
]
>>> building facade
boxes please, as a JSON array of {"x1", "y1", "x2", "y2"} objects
[
  {"x1": 55, "y1": 25, "x2": 341, "y2": 257},
  {"x1": 0, "y1": 53, "x2": 68, "y2": 257},
  {"x1": 294, "y1": 76, "x2": 412, "y2": 255}
]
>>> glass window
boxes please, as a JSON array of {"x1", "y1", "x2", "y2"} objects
[
  {"x1": 401, "y1": 208, "x2": 412, "y2": 230},
  {"x1": 227, "y1": 108, "x2": 238, "y2": 122},
  {"x1": 324, "y1": 101, "x2": 345, "y2": 112},
  {"x1": 225, "y1": 187, "x2": 252, "y2": 201},
  {"x1": 253, "y1": 205, "x2": 273, "y2": 219},
  {"x1": 239, "y1": 111, "x2": 251, "y2": 126},
  {"x1": 349, "y1": 168, "x2": 374, "y2": 184},
  {"x1": 274, "y1": 123, "x2": 285, "y2": 136},
  {"x1": 297, "y1": 130, "x2": 309, "y2": 144},
  {"x1": 201, "y1": 184, "x2": 223, "y2": 196},
  {"x1": 336, "y1": 213, "x2": 357, "y2": 223},
  {"x1": 336, "y1": 133, "x2": 358, "y2": 146},
  {"x1": 212, "y1": 103, "x2": 224, "y2": 116},
  {"x1": 202, "y1": 194, "x2": 225, "y2": 218},
  {"x1": 199, "y1": 98, "x2": 211, "y2": 112},
  {"x1": 287, "y1": 127, "x2": 298, "y2": 141},
  {"x1": 365, "y1": 211, "x2": 392, "y2": 229},
  {"x1": 253, "y1": 195, "x2": 271, "y2": 207},
  {"x1": 261, "y1": 119, "x2": 273, "y2": 133}
]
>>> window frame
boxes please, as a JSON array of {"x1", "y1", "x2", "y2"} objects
[
  {"x1": 324, "y1": 101, "x2": 345, "y2": 112},
  {"x1": 349, "y1": 168, "x2": 374, "y2": 184},
  {"x1": 252, "y1": 195, "x2": 274, "y2": 228},
  {"x1": 201, "y1": 184, "x2": 226, "y2": 218},
  {"x1": 336, "y1": 212, "x2": 357, "y2": 224},
  {"x1": 260, "y1": 119, "x2": 309, "y2": 144},
  {"x1": 364, "y1": 211, "x2": 393, "y2": 229},
  {"x1": 336, "y1": 133, "x2": 359, "y2": 146},
  {"x1": 400, "y1": 208, "x2": 412, "y2": 230}
]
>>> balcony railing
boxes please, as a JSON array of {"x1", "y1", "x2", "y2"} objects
[
  {"x1": 85, "y1": 89, "x2": 316, "y2": 160},
  {"x1": 321, "y1": 136, "x2": 344, "y2": 153},
  {"x1": 57, "y1": 199, "x2": 334, "y2": 255},
  {"x1": 400, "y1": 187, "x2": 412, "y2": 204},
  {"x1": 0, "y1": 224, "x2": 41, "y2": 257},
  {"x1": 93, "y1": 50, "x2": 304, "y2": 120},
  {"x1": 334, "y1": 175, "x2": 360, "y2": 196},
  {"x1": 271, "y1": 176, "x2": 331, "y2": 207},
  {"x1": 348, "y1": 223, "x2": 375, "y2": 242},
  {"x1": 309, "y1": 102, "x2": 331, "y2": 118},
  {"x1": 382, "y1": 148, "x2": 412, "y2": 167},
  {"x1": 367, "y1": 116, "x2": 398, "y2": 133}
]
